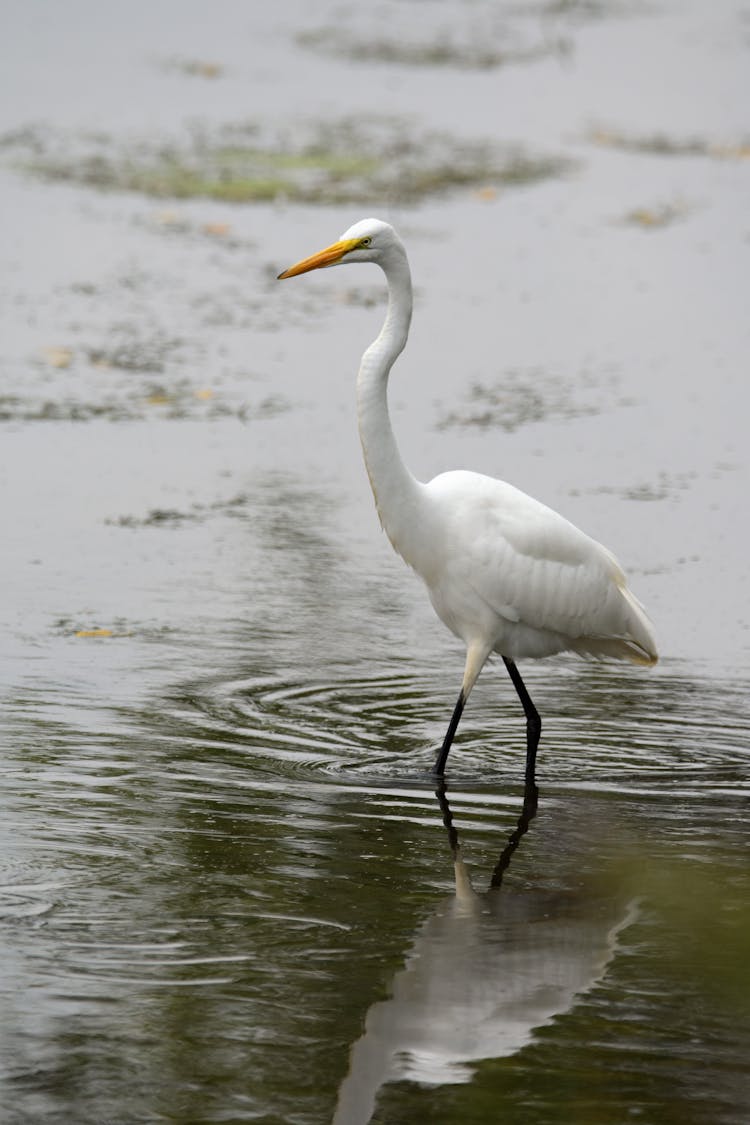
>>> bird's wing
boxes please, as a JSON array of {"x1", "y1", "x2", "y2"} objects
[{"x1": 426, "y1": 472, "x2": 655, "y2": 661}]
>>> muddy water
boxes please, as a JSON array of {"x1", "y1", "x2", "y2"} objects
[{"x1": 1, "y1": 1, "x2": 749, "y2": 1123}]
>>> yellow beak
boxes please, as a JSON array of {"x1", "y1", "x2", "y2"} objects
[{"x1": 277, "y1": 237, "x2": 360, "y2": 280}]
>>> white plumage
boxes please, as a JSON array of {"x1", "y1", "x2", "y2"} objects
[{"x1": 278, "y1": 218, "x2": 657, "y2": 780}]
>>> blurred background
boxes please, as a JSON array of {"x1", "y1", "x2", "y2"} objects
[{"x1": 0, "y1": 2, "x2": 748, "y2": 1123}]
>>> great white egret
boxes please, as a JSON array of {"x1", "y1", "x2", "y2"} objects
[{"x1": 278, "y1": 218, "x2": 657, "y2": 781}]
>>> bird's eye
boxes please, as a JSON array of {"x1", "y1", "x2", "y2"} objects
[{"x1": 359, "y1": 237, "x2": 372, "y2": 247}]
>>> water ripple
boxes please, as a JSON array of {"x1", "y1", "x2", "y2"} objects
[{"x1": 147, "y1": 661, "x2": 750, "y2": 797}]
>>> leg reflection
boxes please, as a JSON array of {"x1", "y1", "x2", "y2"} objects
[
  {"x1": 434, "y1": 778, "x2": 540, "y2": 885},
  {"x1": 434, "y1": 778, "x2": 460, "y2": 860},
  {"x1": 490, "y1": 781, "x2": 539, "y2": 889}
]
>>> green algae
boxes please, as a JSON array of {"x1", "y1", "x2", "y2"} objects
[{"x1": 4, "y1": 119, "x2": 573, "y2": 205}]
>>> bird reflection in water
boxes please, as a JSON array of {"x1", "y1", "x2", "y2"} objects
[{"x1": 333, "y1": 783, "x2": 635, "y2": 1125}]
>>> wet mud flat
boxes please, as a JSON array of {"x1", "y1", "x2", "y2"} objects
[{"x1": 1, "y1": 1, "x2": 749, "y2": 1123}]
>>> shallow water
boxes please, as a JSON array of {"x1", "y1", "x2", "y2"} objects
[{"x1": 1, "y1": 1, "x2": 749, "y2": 1123}]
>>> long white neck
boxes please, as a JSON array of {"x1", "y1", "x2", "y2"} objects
[{"x1": 356, "y1": 248, "x2": 425, "y2": 568}]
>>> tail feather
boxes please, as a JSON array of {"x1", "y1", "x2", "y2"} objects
[
  {"x1": 569, "y1": 580, "x2": 658, "y2": 666},
  {"x1": 570, "y1": 635, "x2": 658, "y2": 666},
  {"x1": 618, "y1": 582, "x2": 658, "y2": 665}
]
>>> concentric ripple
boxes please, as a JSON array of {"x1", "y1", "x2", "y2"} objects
[{"x1": 146, "y1": 658, "x2": 750, "y2": 797}]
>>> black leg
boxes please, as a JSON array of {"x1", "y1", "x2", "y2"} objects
[
  {"x1": 502, "y1": 657, "x2": 541, "y2": 786},
  {"x1": 432, "y1": 689, "x2": 465, "y2": 777}
]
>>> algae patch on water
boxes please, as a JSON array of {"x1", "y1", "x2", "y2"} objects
[
  {"x1": 5, "y1": 332, "x2": 288, "y2": 424},
  {"x1": 295, "y1": 0, "x2": 646, "y2": 72},
  {"x1": 107, "y1": 492, "x2": 254, "y2": 529},
  {"x1": 589, "y1": 126, "x2": 750, "y2": 160},
  {"x1": 295, "y1": 0, "x2": 655, "y2": 72},
  {"x1": 297, "y1": 27, "x2": 569, "y2": 70},
  {"x1": 437, "y1": 367, "x2": 612, "y2": 433},
  {"x1": 576, "y1": 469, "x2": 697, "y2": 504},
  {"x1": 3, "y1": 119, "x2": 573, "y2": 205}
]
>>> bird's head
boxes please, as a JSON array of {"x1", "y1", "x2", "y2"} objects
[{"x1": 277, "y1": 218, "x2": 402, "y2": 279}]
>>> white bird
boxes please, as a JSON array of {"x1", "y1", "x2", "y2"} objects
[{"x1": 278, "y1": 218, "x2": 657, "y2": 781}]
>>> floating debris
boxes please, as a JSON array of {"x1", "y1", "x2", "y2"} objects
[
  {"x1": 40, "y1": 346, "x2": 74, "y2": 369},
  {"x1": 623, "y1": 200, "x2": 691, "y2": 229},
  {"x1": 160, "y1": 56, "x2": 224, "y2": 80}
]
